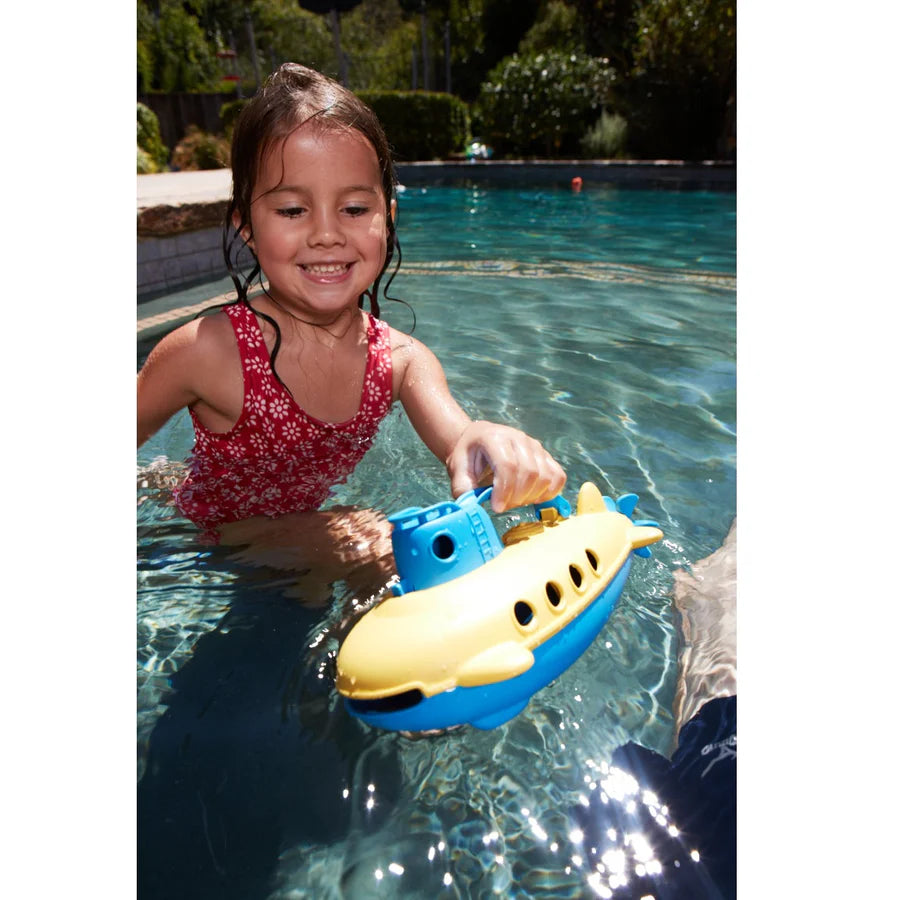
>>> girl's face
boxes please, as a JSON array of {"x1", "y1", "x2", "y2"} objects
[{"x1": 245, "y1": 125, "x2": 390, "y2": 324}]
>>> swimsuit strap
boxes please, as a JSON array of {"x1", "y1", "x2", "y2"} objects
[
  {"x1": 360, "y1": 312, "x2": 393, "y2": 422},
  {"x1": 223, "y1": 302, "x2": 280, "y2": 413}
]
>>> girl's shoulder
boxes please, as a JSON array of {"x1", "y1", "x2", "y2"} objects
[
  {"x1": 144, "y1": 307, "x2": 238, "y2": 374},
  {"x1": 179, "y1": 306, "x2": 237, "y2": 343},
  {"x1": 384, "y1": 323, "x2": 446, "y2": 384},
  {"x1": 385, "y1": 323, "x2": 424, "y2": 367}
]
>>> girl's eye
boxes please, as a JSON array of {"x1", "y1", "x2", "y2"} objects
[
  {"x1": 344, "y1": 205, "x2": 370, "y2": 217},
  {"x1": 277, "y1": 207, "x2": 305, "y2": 218}
]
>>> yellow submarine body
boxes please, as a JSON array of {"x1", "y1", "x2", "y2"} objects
[{"x1": 336, "y1": 482, "x2": 663, "y2": 731}]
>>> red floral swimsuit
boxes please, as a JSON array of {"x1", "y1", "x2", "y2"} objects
[{"x1": 174, "y1": 302, "x2": 393, "y2": 537}]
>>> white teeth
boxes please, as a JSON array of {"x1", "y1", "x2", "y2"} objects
[{"x1": 304, "y1": 263, "x2": 348, "y2": 274}]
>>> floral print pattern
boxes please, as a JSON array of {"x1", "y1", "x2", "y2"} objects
[{"x1": 174, "y1": 302, "x2": 393, "y2": 537}]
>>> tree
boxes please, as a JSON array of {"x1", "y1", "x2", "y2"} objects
[
  {"x1": 518, "y1": 1, "x2": 583, "y2": 56},
  {"x1": 137, "y1": 2, "x2": 157, "y2": 93},
  {"x1": 570, "y1": 0, "x2": 635, "y2": 71},
  {"x1": 137, "y1": 1, "x2": 220, "y2": 92},
  {"x1": 457, "y1": 0, "x2": 542, "y2": 100},
  {"x1": 298, "y1": 0, "x2": 365, "y2": 84},
  {"x1": 341, "y1": 1, "x2": 419, "y2": 91},
  {"x1": 622, "y1": 0, "x2": 736, "y2": 158},
  {"x1": 511, "y1": 0, "x2": 736, "y2": 158},
  {"x1": 518, "y1": 0, "x2": 735, "y2": 158},
  {"x1": 251, "y1": 2, "x2": 334, "y2": 77},
  {"x1": 396, "y1": 0, "x2": 543, "y2": 102}
]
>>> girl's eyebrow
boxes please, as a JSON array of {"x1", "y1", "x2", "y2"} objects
[{"x1": 268, "y1": 183, "x2": 379, "y2": 195}]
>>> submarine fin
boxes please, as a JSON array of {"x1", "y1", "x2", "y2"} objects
[
  {"x1": 629, "y1": 524, "x2": 664, "y2": 551},
  {"x1": 456, "y1": 642, "x2": 534, "y2": 688},
  {"x1": 470, "y1": 699, "x2": 530, "y2": 730},
  {"x1": 576, "y1": 482, "x2": 607, "y2": 516}
]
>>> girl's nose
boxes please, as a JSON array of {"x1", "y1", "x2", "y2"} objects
[{"x1": 307, "y1": 208, "x2": 345, "y2": 247}]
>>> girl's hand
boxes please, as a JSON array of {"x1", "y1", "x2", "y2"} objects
[
  {"x1": 445, "y1": 420, "x2": 566, "y2": 513},
  {"x1": 392, "y1": 334, "x2": 566, "y2": 513}
]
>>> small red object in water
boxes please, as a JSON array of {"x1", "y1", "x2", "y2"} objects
[{"x1": 571, "y1": 176, "x2": 583, "y2": 193}]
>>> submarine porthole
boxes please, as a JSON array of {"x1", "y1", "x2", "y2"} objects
[
  {"x1": 546, "y1": 582, "x2": 562, "y2": 608},
  {"x1": 514, "y1": 601, "x2": 535, "y2": 627},
  {"x1": 431, "y1": 532, "x2": 456, "y2": 560},
  {"x1": 569, "y1": 564, "x2": 584, "y2": 589},
  {"x1": 585, "y1": 549, "x2": 599, "y2": 572}
]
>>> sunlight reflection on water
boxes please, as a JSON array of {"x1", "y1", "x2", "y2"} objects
[{"x1": 137, "y1": 184, "x2": 734, "y2": 898}]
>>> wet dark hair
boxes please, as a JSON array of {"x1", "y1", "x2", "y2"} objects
[{"x1": 222, "y1": 63, "x2": 409, "y2": 371}]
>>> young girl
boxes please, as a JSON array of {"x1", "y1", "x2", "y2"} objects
[{"x1": 137, "y1": 63, "x2": 565, "y2": 566}]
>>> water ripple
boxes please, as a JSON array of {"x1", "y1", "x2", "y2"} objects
[{"x1": 138, "y1": 187, "x2": 735, "y2": 898}]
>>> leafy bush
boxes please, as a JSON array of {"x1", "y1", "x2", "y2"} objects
[
  {"x1": 580, "y1": 110, "x2": 629, "y2": 159},
  {"x1": 137, "y1": 147, "x2": 156, "y2": 175},
  {"x1": 357, "y1": 91, "x2": 469, "y2": 161},
  {"x1": 476, "y1": 51, "x2": 616, "y2": 157},
  {"x1": 137, "y1": 102, "x2": 168, "y2": 173},
  {"x1": 170, "y1": 126, "x2": 230, "y2": 171}
]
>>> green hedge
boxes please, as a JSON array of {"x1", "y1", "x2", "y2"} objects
[{"x1": 357, "y1": 91, "x2": 469, "y2": 162}]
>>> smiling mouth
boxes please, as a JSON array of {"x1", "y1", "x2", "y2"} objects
[{"x1": 302, "y1": 263, "x2": 351, "y2": 276}]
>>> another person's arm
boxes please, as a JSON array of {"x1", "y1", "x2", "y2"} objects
[{"x1": 671, "y1": 519, "x2": 737, "y2": 733}]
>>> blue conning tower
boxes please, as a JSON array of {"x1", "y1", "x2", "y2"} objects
[{"x1": 388, "y1": 487, "x2": 504, "y2": 595}]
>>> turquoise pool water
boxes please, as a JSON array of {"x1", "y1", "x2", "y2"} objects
[{"x1": 137, "y1": 183, "x2": 735, "y2": 898}]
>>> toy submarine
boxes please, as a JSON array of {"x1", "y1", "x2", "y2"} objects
[{"x1": 336, "y1": 482, "x2": 663, "y2": 732}]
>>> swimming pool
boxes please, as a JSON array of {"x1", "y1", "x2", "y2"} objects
[{"x1": 137, "y1": 183, "x2": 735, "y2": 898}]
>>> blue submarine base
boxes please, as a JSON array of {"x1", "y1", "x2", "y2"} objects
[{"x1": 345, "y1": 556, "x2": 633, "y2": 731}]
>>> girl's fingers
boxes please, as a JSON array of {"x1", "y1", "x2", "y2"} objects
[{"x1": 446, "y1": 421, "x2": 567, "y2": 513}]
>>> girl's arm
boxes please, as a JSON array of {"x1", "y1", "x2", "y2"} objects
[
  {"x1": 137, "y1": 315, "x2": 240, "y2": 447},
  {"x1": 394, "y1": 334, "x2": 566, "y2": 513},
  {"x1": 137, "y1": 322, "x2": 203, "y2": 447}
]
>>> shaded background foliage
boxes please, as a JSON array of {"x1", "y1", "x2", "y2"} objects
[
  {"x1": 137, "y1": 0, "x2": 735, "y2": 162},
  {"x1": 477, "y1": 51, "x2": 617, "y2": 157}
]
